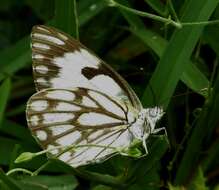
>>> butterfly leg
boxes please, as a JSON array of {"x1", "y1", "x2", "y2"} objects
[
  {"x1": 152, "y1": 127, "x2": 167, "y2": 136},
  {"x1": 142, "y1": 133, "x2": 149, "y2": 154},
  {"x1": 142, "y1": 127, "x2": 167, "y2": 154},
  {"x1": 152, "y1": 127, "x2": 169, "y2": 147}
]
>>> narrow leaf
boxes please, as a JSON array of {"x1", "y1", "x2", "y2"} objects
[
  {"x1": 0, "y1": 169, "x2": 22, "y2": 190},
  {"x1": 0, "y1": 78, "x2": 11, "y2": 126},
  {"x1": 54, "y1": 0, "x2": 79, "y2": 38},
  {"x1": 175, "y1": 57, "x2": 219, "y2": 184},
  {"x1": 117, "y1": 0, "x2": 209, "y2": 99},
  {"x1": 188, "y1": 168, "x2": 209, "y2": 190},
  {"x1": 141, "y1": 0, "x2": 218, "y2": 108}
]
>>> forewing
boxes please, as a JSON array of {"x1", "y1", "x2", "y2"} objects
[
  {"x1": 31, "y1": 25, "x2": 142, "y2": 110},
  {"x1": 26, "y1": 87, "x2": 137, "y2": 167}
]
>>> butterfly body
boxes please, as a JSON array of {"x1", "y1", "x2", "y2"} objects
[{"x1": 26, "y1": 25, "x2": 164, "y2": 167}]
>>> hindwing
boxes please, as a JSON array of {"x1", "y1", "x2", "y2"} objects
[{"x1": 26, "y1": 87, "x2": 138, "y2": 167}]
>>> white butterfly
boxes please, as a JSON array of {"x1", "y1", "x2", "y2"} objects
[{"x1": 26, "y1": 25, "x2": 164, "y2": 167}]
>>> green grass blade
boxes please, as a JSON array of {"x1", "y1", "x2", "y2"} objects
[
  {"x1": 144, "y1": 0, "x2": 168, "y2": 17},
  {"x1": 17, "y1": 175, "x2": 78, "y2": 190},
  {"x1": 9, "y1": 144, "x2": 22, "y2": 170},
  {"x1": 0, "y1": 120, "x2": 35, "y2": 144},
  {"x1": 181, "y1": 63, "x2": 209, "y2": 97},
  {"x1": 54, "y1": 0, "x2": 79, "y2": 38},
  {"x1": 116, "y1": 0, "x2": 209, "y2": 99},
  {"x1": 78, "y1": 0, "x2": 108, "y2": 26},
  {"x1": 0, "y1": 169, "x2": 22, "y2": 190},
  {"x1": 202, "y1": 138, "x2": 219, "y2": 172},
  {"x1": 175, "y1": 67, "x2": 219, "y2": 184},
  {"x1": 132, "y1": 28, "x2": 209, "y2": 97},
  {"x1": 188, "y1": 168, "x2": 209, "y2": 190},
  {"x1": 0, "y1": 37, "x2": 30, "y2": 81},
  {"x1": 141, "y1": 0, "x2": 218, "y2": 108},
  {"x1": 168, "y1": 183, "x2": 183, "y2": 190},
  {"x1": 203, "y1": 25, "x2": 219, "y2": 56},
  {"x1": 124, "y1": 136, "x2": 169, "y2": 185},
  {"x1": 0, "y1": 78, "x2": 11, "y2": 126}
]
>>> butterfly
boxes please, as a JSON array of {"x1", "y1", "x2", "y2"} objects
[{"x1": 26, "y1": 25, "x2": 165, "y2": 167}]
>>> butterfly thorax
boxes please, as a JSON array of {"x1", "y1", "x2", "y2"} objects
[{"x1": 129, "y1": 107, "x2": 164, "y2": 141}]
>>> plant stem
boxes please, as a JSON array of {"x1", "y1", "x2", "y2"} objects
[
  {"x1": 208, "y1": 58, "x2": 218, "y2": 97},
  {"x1": 108, "y1": 0, "x2": 182, "y2": 29},
  {"x1": 182, "y1": 19, "x2": 219, "y2": 26},
  {"x1": 0, "y1": 168, "x2": 22, "y2": 190},
  {"x1": 108, "y1": 0, "x2": 219, "y2": 29},
  {"x1": 6, "y1": 168, "x2": 33, "y2": 176},
  {"x1": 32, "y1": 161, "x2": 51, "y2": 176}
]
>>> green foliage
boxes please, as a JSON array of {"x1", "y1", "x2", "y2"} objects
[
  {"x1": 168, "y1": 167, "x2": 209, "y2": 190},
  {"x1": 0, "y1": 78, "x2": 11, "y2": 125},
  {"x1": 142, "y1": 0, "x2": 217, "y2": 108},
  {"x1": 54, "y1": 0, "x2": 79, "y2": 38},
  {"x1": 16, "y1": 175, "x2": 78, "y2": 190},
  {"x1": 188, "y1": 167, "x2": 209, "y2": 190},
  {"x1": 0, "y1": 0, "x2": 219, "y2": 189}
]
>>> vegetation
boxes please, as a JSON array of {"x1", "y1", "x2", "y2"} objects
[{"x1": 0, "y1": 0, "x2": 219, "y2": 189}]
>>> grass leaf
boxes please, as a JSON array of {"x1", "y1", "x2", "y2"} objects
[
  {"x1": 188, "y1": 167, "x2": 209, "y2": 190},
  {"x1": 175, "y1": 59, "x2": 219, "y2": 184},
  {"x1": 0, "y1": 169, "x2": 22, "y2": 190},
  {"x1": 16, "y1": 175, "x2": 78, "y2": 190},
  {"x1": 54, "y1": 0, "x2": 79, "y2": 38},
  {"x1": 0, "y1": 78, "x2": 11, "y2": 126},
  {"x1": 141, "y1": 0, "x2": 218, "y2": 108},
  {"x1": 117, "y1": 0, "x2": 209, "y2": 100}
]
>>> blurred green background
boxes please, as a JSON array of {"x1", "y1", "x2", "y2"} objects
[{"x1": 0, "y1": 0, "x2": 219, "y2": 189}]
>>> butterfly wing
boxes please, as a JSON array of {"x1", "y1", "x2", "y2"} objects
[
  {"x1": 31, "y1": 25, "x2": 142, "y2": 110},
  {"x1": 26, "y1": 87, "x2": 138, "y2": 167}
]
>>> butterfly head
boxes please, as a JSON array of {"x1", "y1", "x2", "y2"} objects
[{"x1": 143, "y1": 106, "x2": 164, "y2": 133}]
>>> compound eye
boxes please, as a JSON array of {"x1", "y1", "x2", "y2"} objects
[
  {"x1": 149, "y1": 109, "x2": 157, "y2": 118},
  {"x1": 149, "y1": 107, "x2": 163, "y2": 118}
]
